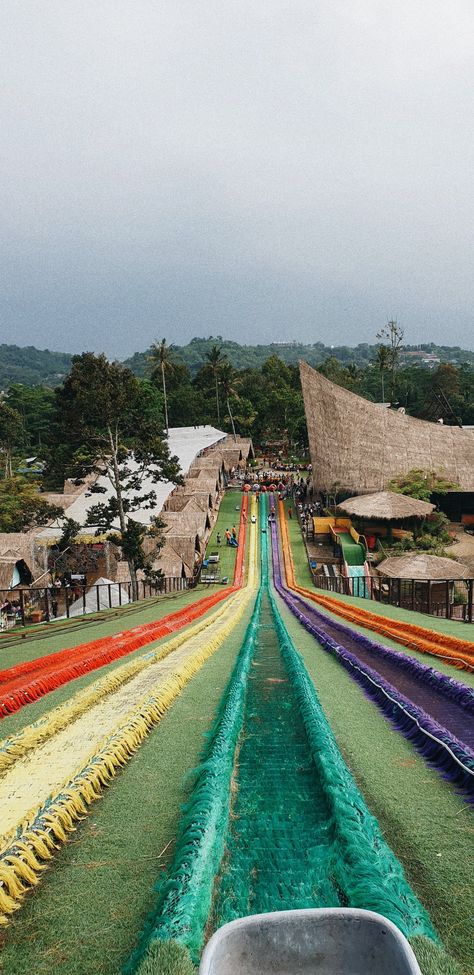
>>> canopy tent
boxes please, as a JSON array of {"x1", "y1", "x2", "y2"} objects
[{"x1": 62, "y1": 577, "x2": 130, "y2": 617}]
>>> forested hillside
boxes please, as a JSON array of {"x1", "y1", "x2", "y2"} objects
[
  {"x1": 0, "y1": 345, "x2": 72, "y2": 388},
  {"x1": 1, "y1": 337, "x2": 473, "y2": 388},
  {"x1": 124, "y1": 337, "x2": 474, "y2": 376}
]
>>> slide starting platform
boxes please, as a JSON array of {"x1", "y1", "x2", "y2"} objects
[{"x1": 329, "y1": 524, "x2": 372, "y2": 598}]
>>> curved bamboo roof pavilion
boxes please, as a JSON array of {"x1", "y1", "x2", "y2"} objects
[{"x1": 300, "y1": 361, "x2": 474, "y2": 495}]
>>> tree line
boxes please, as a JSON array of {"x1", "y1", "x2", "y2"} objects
[
  {"x1": 2, "y1": 335, "x2": 474, "y2": 389},
  {"x1": 0, "y1": 333, "x2": 473, "y2": 590},
  {"x1": 2, "y1": 335, "x2": 474, "y2": 486}
]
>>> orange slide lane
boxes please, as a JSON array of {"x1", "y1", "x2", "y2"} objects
[
  {"x1": 0, "y1": 495, "x2": 249, "y2": 716},
  {"x1": 278, "y1": 500, "x2": 474, "y2": 672}
]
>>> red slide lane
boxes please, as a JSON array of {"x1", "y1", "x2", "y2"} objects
[{"x1": 0, "y1": 495, "x2": 248, "y2": 717}]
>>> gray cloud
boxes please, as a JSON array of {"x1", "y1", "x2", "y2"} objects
[{"x1": 1, "y1": 1, "x2": 473, "y2": 355}]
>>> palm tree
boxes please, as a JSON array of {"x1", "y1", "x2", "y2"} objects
[
  {"x1": 205, "y1": 344, "x2": 226, "y2": 425},
  {"x1": 219, "y1": 362, "x2": 239, "y2": 441},
  {"x1": 147, "y1": 339, "x2": 175, "y2": 434}
]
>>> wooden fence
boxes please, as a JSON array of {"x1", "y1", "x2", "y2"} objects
[
  {"x1": 0, "y1": 577, "x2": 189, "y2": 629},
  {"x1": 313, "y1": 574, "x2": 474, "y2": 623}
]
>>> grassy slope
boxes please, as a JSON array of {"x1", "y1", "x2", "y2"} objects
[
  {"x1": 204, "y1": 490, "x2": 242, "y2": 579},
  {"x1": 0, "y1": 600, "x2": 222, "y2": 741},
  {"x1": 0, "y1": 490, "x2": 243, "y2": 672},
  {"x1": 0, "y1": 490, "x2": 244, "y2": 742},
  {"x1": 275, "y1": 594, "x2": 474, "y2": 974},
  {"x1": 0, "y1": 605, "x2": 253, "y2": 975}
]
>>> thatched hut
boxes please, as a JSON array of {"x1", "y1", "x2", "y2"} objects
[
  {"x1": 338, "y1": 491, "x2": 435, "y2": 521},
  {"x1": 155, "y1": 535, "x2": 200, "y2": 579},
  {"x1": 185, "y1": 469, "x2": 221, "y2": 495},
  {"x1": 0, "y1": 534, "x2": 38, "y2": 591},
  {"x1": 375, "y1": 553, "x2": 473, "y2": 619},
  {"x1": 170, "y1": 486, "x2": 215, "y2": 510},
  {"x1": 337, "y1": 491, "x2": 435, "y2": 545},
  {"x1": 376, "y1": 554, "x2": 470, "y2": 580},
  {"x1": 191, "y1": 456, "x2": 225, "y2": 478},
  {"x1": 162, "y1": 500, "x2": 211, "y2": 539}
]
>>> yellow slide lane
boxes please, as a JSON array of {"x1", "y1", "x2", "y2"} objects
[{"x1": 0, "y1": 500, "x2": 258, "y2": 924}]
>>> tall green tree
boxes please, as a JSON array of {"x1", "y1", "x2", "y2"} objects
[
  {"x1": 147, "y1": 339, "x2": 176, "y2": 434},
  {"x1": 0, "y1": 403, "x2": 25, "y2": 478},
  {"x1": 376, "y1": 320, "x2": 404, "y2": 405},
  {"x1": 0, "y1": 476, "x2": 62, "y2": 532},
  {"x1": 52, "y1": 354, "x2": 182, "y2": 599},
  {"x1": 5, "y1": 385, "x2": 56, "y2": 449},
  {"x1": 205, "y1": 344, "x2": 227, "y2": 425}
]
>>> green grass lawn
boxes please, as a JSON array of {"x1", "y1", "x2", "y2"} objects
[
  {"x1": 0, "y1": 603, "x2": 254, "y2": 975},
  {"x1": 205, "y1": 489, "x2": 243, "y2": 579},
  {"x1": 0, "y1": 597, "x2": 225, "y2": 743},
  {"x1": 275, "y1": 593, "x2": 473, "y2": 975},
  {"x1": 282, "y1": 499, "x2": 314, "y2": 586},
  {"x1": 0, "y1": 491, "x2": 249, "y2": 740}
]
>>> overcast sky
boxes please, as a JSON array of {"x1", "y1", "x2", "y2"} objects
[{"x1": 1, "y1": 1, "x2": 473, "y2": 356}]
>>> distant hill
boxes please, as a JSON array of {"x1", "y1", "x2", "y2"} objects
[
  {"x1": 0, "y1": 345, "x2": 72, "y2": 388},
  {"x1": 124, "y1": 337, "x2": 474, "y2": 376},
  {"x1": 1, "y1": 338, "x2": 473, "y2": 388}
]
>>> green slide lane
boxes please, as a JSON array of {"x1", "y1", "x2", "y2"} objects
[
  {"x1": 130, "y1": 495, "x2": 444, "y2": 975},
  {"x1": 211, "y1": 587, "x2": 340, "y2": 925},
  {"x1": 337, "y1": 530, "x2": 366, "y2": 566}
]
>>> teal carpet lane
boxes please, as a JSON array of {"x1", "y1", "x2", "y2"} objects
[{"x1": 124, "y1": 497, "x2": 441, "y2": 975}]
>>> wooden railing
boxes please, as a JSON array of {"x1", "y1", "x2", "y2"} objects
[
  {"x1": 313, "y1": 574, "x2": 474, "y2": 623},
  {"x1": 0, "y1": 577, "x2": 189, "y2": 629}
]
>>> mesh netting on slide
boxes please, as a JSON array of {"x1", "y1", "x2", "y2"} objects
[
  {"x1": 274, "y1": 501, "x2": 474, "y2": 797},
  {"x1": 0, "y1": 497, "x2": 249, "y2": 719},
  {"x1": 127, "y1": 496, "x2": 436, "y2": 974}
]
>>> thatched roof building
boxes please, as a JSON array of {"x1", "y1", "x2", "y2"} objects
[
  {"x1": 377, "y1": 554, "x2": 471, "y2": 580},
  {"x1": 0, "y1": 533, "x2": 41, "y2": 590},
  {"x1": 191, "y1": 456, "x2": 224, "y2": 475},
  {"x1": 162, "y1": 501, "x2": 210, "y2": 538},
  {"x1": 164, "y1": 494, "x2": 210, "y2": 515},
  {"x1": 156, "y1": 536, "x2": 199, "y2": 579},
  {"x1": 186, "y1": 469, "x2": 221, "y2": 494},
  {"x1": 338, "y1": 491, "x2": 435, "y2": 521},
  {"x1": 300, "y1": 361, "x2": 474, "y2": 493},
  {"x1": 170, "y1": 486, "x2": 215, "y2": 509}
]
